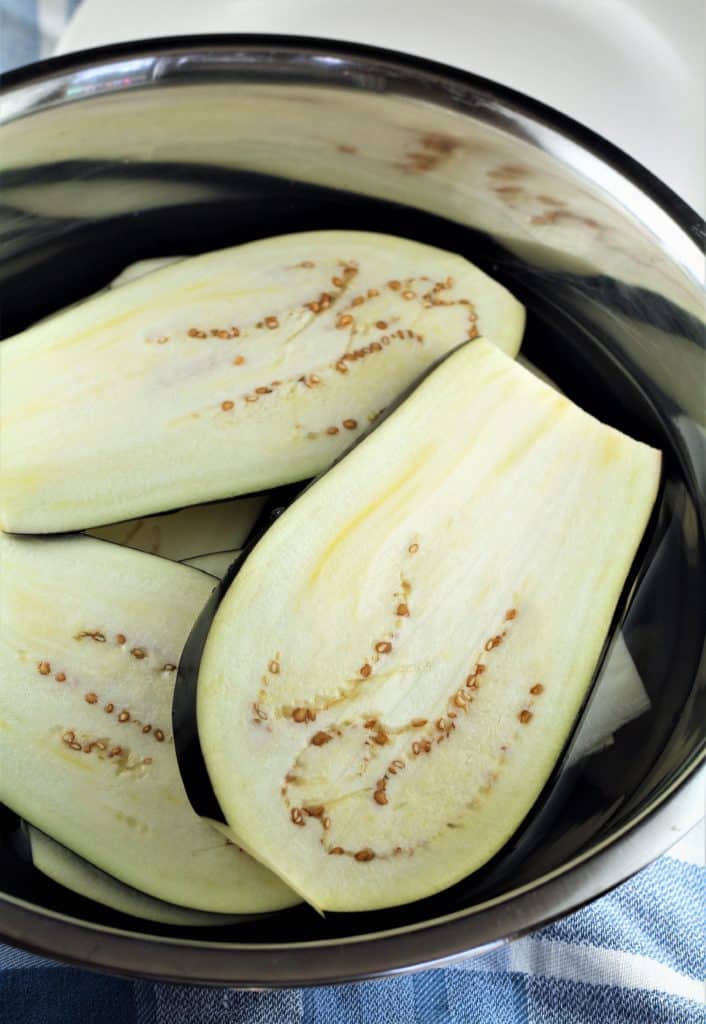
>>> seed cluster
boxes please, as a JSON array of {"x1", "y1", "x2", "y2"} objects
[
  {"x1": 279, "y1": 571, "x2": 413, "y2": 727},
  {"x1": 334, "y1": 329, "x2": 423, "y2": 376},
  {"x1": 95, "y1": 694, "x2": 168, "y2": 744},
  {"x1": 150, "y1": 259, "x2": 482, "y2": 457},
  {"x1": 36, "y1": 630, "x2": 175, "y2": 744},
  {"x1": 61, "y1": 729, "x2": 112, "y2": 755},
  {"x1": 82, "y1": 629, "x2": 176, "y2": 672},
  {"x1": 518, "y1": 681, "x2": 545, "y2": 725},
  {"x1": 352, "y1": 607, "x2": 524, "y2": 825},
  {"x1": 147, "y1": 260, "x2": 351, "y2": 348},
  {"x1": 218, "y1": 374, "x2": 305, "y2": 413},
  {"x1": 59, "y1": 730, "x2": 152, "y2": 768},
  {"x1": 363, "y1": 718, "x2": 390, "y2": 748},
  {"x1": 372, "y1": 755, "x2": 406, "y2": 807},
  {"x1": 281, "y1": 711, "x2": 424, "y2": 863},
  {"x1": 217, "y1": 275, "x2": 441, "y2": 416},
  {"x1": 406, "y1": 614, "x2": 517, "y2": 765},
  {"x1": 219, "y1": 324, "x2": 420, "y2": 415},
  {"x1": 190, "y1": 326, "x2": 242, "y2": 340},
  {"x1": 277, "y1": 573, "x2": 422, "y2": 860},
  {"x1": 304, "y1": 264, "x2": 358, "y2": 315},
  {"x1": 219, "y1": 266, "x2": 477, "y2": 414},
  {"x1": 277, "y1": 599, "x2": 541, "y2": 864}
]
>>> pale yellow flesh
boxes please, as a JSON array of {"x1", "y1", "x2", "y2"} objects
[
  {"x1": 0, "y1": 231, "x2": 524, "y2": 532},
  {"x1": 517, "y1": 355, "x2": 561, "y2": 391},
  {"x1": 0, "y1": 534, "x2": 298, "y2": 913},
  {"x1": 88, "y1": 498, "x2": 263, "y2": 561},
  {"x1": 92, "y1": 260, "x2": 265, "y2": 563},
  {"x1": 27, "y1": 826, "x2": 242, "y2": 926},
  {"x1": 198, "y1": 340, "x2": 661, "y2": 913}
]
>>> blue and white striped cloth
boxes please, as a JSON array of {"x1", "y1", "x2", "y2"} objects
[{"x1": 1, "y1": 3, "x2": 704, "y2": 1021}]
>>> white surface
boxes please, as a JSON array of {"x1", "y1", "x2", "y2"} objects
[
  {"x1": 477, "y1": 936, "x2": 704, "y2": 1001},
  {"x1": 57, "y1": 0, "x2": 705, "y2": 215}
]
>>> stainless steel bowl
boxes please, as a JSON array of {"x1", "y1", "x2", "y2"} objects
[{"x1": 0, "y1": 36, "x2": 704, "y2": 987}]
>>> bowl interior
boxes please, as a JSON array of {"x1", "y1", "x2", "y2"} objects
[{"x1": 0, "y1": 39, "x2": 704, "y2": 957}]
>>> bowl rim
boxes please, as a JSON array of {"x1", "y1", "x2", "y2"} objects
[
  {"x1": 0, "y1": 33, "x2": 704, "y2": 987},
  {"x1": 2, "y1": 33, "x2": 704, "y2": 242}
]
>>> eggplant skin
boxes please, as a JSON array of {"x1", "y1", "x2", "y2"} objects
[
  {"x1": 197, "y1": 339, "x2": 661, "y2": 913},
  {"x1": 0, "y1": 532, "x2": 299, "y2": 913},
  {"x1": 0, "y1": 231, "x2": 524, "y2": 533}
]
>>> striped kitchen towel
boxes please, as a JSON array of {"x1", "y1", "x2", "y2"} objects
[{"x1": 1, "y1": 827, "x2": 703, "y2": 1023}]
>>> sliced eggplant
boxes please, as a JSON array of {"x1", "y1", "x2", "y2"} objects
[
  {"x1": 182, "y1": 550, "x2": 241, "y2": 578},
  {"x1": 196, "y1": 340, "x2": 661, "y2": 912},
  {"x1": 87, "y1": 497, "x2": 263, "y2": 561},
  {"x1": 0, "y1": 533, "x2": 297, "y2": 912},
  {"x1": 26, "y1": 826, "x2": 242, "y2": 926},
  {"x1": 0, "y1": 231, "x2": 524, "y2": 533}
]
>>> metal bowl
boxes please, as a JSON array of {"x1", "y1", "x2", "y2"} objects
[{"x1": 0, "y1": 36, "x2": 703, "y2": 987}]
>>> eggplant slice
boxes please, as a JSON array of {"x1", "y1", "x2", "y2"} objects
[
  {"x1": 0, "y1": 533, "x2": 298, "y2": 912},
  {"x1": 196, "y1": 340, "x2": 661, "y2": 912},
  {"x1": 0, "y1": 231, "x2": 524, "y2": 533},
  {"x1": 26, "y1": 826, "x2": 242, "y2": 926}
]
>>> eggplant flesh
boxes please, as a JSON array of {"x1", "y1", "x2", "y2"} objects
[
  {"x1": 0, "y1": 533, "x2": 298, "y2": 912},
  {"x1": 197, "y1": 340, "x2": 660, "y2": 912},
  {"x1": 88, "y1": 497, "x2": 263, "y2": 562},
  {"x1": 26, "y1": 826, "x2": 242, "y2": 926},
  {"x1": 70, "y1": 258, "x2": 265, "y2": 567},
  {"x1": 0, "y1": 231, "x2": 524, "y2": 533}
]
